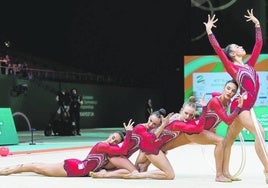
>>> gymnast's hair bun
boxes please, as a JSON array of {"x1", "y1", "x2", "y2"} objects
[
  {"x1": 158, "y1": 108, "x2": 166, "y2": 116},
  {"x1": 188, "y1": 96, "x2": 197, "y2": 103},
  {"x1": 117, "y1": 131, "x2": 126, "y2": 141}
]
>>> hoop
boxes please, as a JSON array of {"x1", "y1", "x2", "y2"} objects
[
  {"x1": 201, "y1": 132, "x2": 246, "y2": 178},
  {"x1": 250, "y1": 108, "x2": 268, "y2": 161}
]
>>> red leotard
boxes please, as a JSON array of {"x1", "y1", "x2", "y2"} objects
[
  {"x1": 166, "y1": 106, "x2": 207, "y2": 133},
  {"x1": 133, "y1": 106, "x2": 207, "y2": 155},
  {"x1": 125, "y1": 133, "x2": 141, "y2": 158},
  {"x1": 208, "y1": 27, "x2": 262, "y2": 112},
  {"x1": 133, "y1": 123, "x2": 177, "y2": 155},
  {"x1": 64, "y1": 154, "x2": 108, "y2": 177},
  {"x1": 204, "y1": 96, "x2": 241, "y2": 130},
  {"x1": 64, "y1": 130, "x2": 132, "y2": 177},
  {"x1": 156, "y1": 129, "x2": 178, "y2": 149},
  {"x1": 132, "y1": 124, "x2": 158, "y2": 155},
  {"x1": 132, "y1": 124, "x2": 178, "y2": 155}
]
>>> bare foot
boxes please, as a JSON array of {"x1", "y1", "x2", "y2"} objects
[
  {"x1": 0, "y1": 164, "x2": 23, "y2": 175},
  {"x1": 224, "y1": 175, "x2": 241, "y2": 181},
  {"x1": 264, "y1": 171, "x2": 268, "y2": 184},
  {"x1": 89, "y1": 171, "x2": 95, "y2": 177},
  {"x1": 230, "y1": 177, "x2": 242, "y2": 181},
  {"x1": 89, "y1": 169, "x2": 107, "y2": 178},
  {"x1": 215, "y1": 175, "x2": 232, "y2": 183}
]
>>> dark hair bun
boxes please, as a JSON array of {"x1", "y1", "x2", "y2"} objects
[
  {"x1": 117, "y1": 131, "x2": 126, "y2": 141},
  {"x1": 158, "y1": 108, "x2": 166, "y2": 116}
]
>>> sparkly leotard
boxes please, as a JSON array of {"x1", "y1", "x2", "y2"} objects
[
  {"x1": 125, "y1": 133, "x2": 141, "y2": 158},
  {"x1": 208, "y1": 27, "x2": 262, "y2": 111},
  {"x1": 64, "y1": 130, "x2": 132, "y2": 177},
  {"x1": 166, "y1": 106, "x2": 207, "y2": 133},
  {"x1": 204, "y1": 96, "x2": 241, "y2": 130},
  {"x1": 133, "y1": 106, "x2": 207, "y2": 155},
  {"x1": 132, "y1": 124, "x2": 178, "y2": 155}
]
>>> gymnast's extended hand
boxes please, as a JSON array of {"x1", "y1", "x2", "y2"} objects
[
  {"x1": 244, "y1": 9, "x2": 260, "y2": 27},
  {"x1": 162, "y1": 113, "x2": 174, "y2": 127},
  {"x1": 237, "y1": 92, "x2": 246, "y2": 108},
  {"x1": 123, "y1": 119, "x2": 135, "y2": 131},
  {"x1": 203, "y1": 14, "x2": 218, "y2": 35},
  {"x1": 197, "y1": 93, "x2": 207, "y2": 107}
]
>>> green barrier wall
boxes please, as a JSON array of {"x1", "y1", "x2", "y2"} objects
[
  {"x1": 0, "y1": 108, "x2": 19, "y2": 145},
  {"x1": 0, "y1": 75, "x2": 165, "y2": 131}
]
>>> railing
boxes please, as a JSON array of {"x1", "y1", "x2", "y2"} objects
[{"x1": 0, "y1": 65, "x2": 138, "y2": 86}]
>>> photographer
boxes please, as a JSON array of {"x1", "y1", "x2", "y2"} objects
[
  {"x1": 55, "y1": 90, "x2": 70, "y2": 121},
  {"x1": 69, "y1": 88, "x2": 83, "y2": 135}
]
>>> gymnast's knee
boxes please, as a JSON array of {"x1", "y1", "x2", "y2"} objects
[{"x1": 166, "y1": 171, "x2": 175, "y2": 180}]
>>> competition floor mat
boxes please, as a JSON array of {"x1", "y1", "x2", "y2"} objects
[{"x1": 0, "y1": 128, "x2": 267, "y2": 188}]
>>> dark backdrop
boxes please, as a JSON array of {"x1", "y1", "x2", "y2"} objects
[
  {"x1": 0, "y1": 75, "x2": 166, "y2": 131},
  {"x1": 0, "y1": 0, "x2": 266, "y2": 113}
]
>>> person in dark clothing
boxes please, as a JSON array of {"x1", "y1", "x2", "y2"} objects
[
  {"x1": 69, "y1": 88, "x2": 83, "y2": 135},
  {"x1": 0, "y1": 55, "x2": 9, "y2": 75},
  {"x1": 145, "y1": 99, "x2": 153, "y2": 121},
  {"x1": 56, "y1": 90, "x2": 70, "y2": 121}
]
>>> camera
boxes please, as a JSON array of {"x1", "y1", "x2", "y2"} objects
[{"x1": 10, "y1": 84, "x2": 28, "y2": 97}]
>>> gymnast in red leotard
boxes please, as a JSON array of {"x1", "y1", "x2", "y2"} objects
[
  {"x1": 0, "y1": 121, "x2": 134, "y2": 177},
  {"x1": 90, "y1": 109, "x2": 179, "y2": 179},
  {"x1": 124, "y1": 97, "x2": 207, "y2": 180},
  {"x1": 90, "y1": 126, "x2": 142, "y2": 179},
  {"x1": 204, "y1": 9, "x2": 268, "y2": 183},
  {"x1": 136, "y1": 81, "x2": 243, "y2": 182}
]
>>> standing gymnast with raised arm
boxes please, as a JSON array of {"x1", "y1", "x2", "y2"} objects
[{"x1": 204, "y1": 9, "x2": 268, "y2": 183}]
